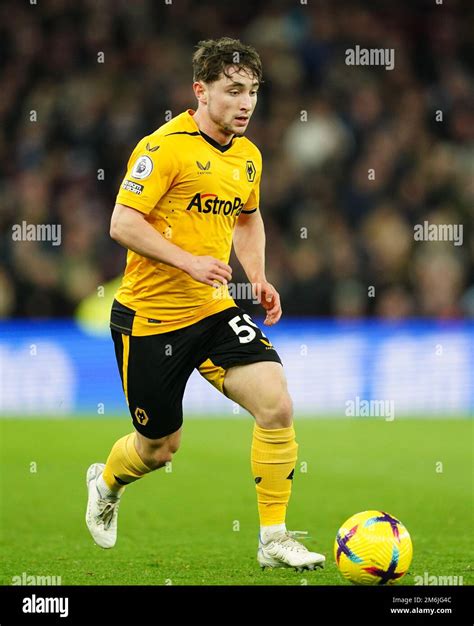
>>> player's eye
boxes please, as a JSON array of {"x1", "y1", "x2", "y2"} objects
[{"x1": 229, "y1": 90, "x2": 239, "y2": 96}]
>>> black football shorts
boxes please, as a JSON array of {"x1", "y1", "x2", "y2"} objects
[{"x1": 110, "y1": 304, "x2": 282, "y2": 439}]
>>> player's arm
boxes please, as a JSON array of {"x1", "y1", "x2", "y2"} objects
[
  {"x1": 233, "y1": 209, "x2": 282, "y2": 325},
  {"x1": 233, "y1": 209, "x2": 266, "y2": 284},
  {"x1": 110, "y1": 203, "x2": 231, "y2": 287}
]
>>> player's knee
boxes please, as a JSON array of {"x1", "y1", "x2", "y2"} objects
[
  {"x1": 256, "y1": 392, "x2": 293, "y2": 429},
  {"x1": 145, "y1": 445, "x2": 176, "y2": 470},
  {"x1": 167, "y1": 439, "x2": 180, "y2": 455},
  {"x1": 137, "y1": 430, "x2": 181, "y2": 470},
  {"x1": 150, "y1": 450, "x2": 174, "y2": 469}
]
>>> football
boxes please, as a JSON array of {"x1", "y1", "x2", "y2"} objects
[{"x1": 334, "y1": 510, "x2": 413, "y2": 585}]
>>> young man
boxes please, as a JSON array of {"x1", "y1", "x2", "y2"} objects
[{"x1": 85, "y1": 37, "x2": 325, "y2": 572}]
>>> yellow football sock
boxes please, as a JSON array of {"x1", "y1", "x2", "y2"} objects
[
  {"x1": 251, "y1": 423, "x2": 298, "y2": 526},
  {"x1": 102, "y1": 432, "x2": 152, "y2": 492}
]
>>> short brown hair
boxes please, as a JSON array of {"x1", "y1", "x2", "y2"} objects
[{"x1": 192, "y1": 37, "x2": 263, "y2": 84}]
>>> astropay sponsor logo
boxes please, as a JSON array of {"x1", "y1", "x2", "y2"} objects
[
  {"x1": 22, "y1": 594, "x2": 69, "y2": 618},
  {"x1": 186, "y1": 192, "x2": 244, "y2": 216}
]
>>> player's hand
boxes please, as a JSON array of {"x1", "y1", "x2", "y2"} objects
[
  {"x1": 252, "y1": 280, "x2": 282, "y2": 325},
  {"x1": 185, "y1": 255, "x2": 232, "y2": 287}
]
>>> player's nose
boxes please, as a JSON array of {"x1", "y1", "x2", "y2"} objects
[{"x1": 239, "y1": 96, "x2": 252, "y2": 112}]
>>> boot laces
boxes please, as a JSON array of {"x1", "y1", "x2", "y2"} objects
[
  {"x1": 268, "y1": 530, "x2": 311, "y2": 557},
  {"x1": 96, "y1": 497, "x2": 119, "y2": 530}
]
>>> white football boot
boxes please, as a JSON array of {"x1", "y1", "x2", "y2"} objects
[
  {"x1": 258, "y1": 530, "x2": 326, "y2": 571},
  {"x1": 85, "y1": 463, "x2": 121, "y2": 549}
]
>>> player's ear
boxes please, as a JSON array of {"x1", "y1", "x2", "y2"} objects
[{"x1": 193, "y1": 81, "x2": 208, "y2": 105}]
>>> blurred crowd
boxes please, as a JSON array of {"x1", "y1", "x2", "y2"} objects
[{"x1": 0, "y1": 0, "x2": 473, "y2": 320}]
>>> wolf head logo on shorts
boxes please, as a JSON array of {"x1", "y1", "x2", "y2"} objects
[{"x1": 134, "y1": 407, "x2": 149, "y2": 425}]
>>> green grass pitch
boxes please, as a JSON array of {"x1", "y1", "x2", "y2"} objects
[{"x1": 0, "y1": 417, "x2": 472, "y2": 586}]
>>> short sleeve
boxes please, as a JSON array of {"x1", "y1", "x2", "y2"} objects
[{"x1": 115, "y1": 136, "x2": 178, "y2": 214}]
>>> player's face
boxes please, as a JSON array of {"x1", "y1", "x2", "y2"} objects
[{"x1": 205, "y1": 66, "x2": 259, "y2": 137}]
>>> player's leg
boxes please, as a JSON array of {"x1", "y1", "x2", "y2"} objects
[
  {"x1": 223, "y1": 361, "x2": 295, "y2": 533},
  {"x1": 100, "y1": 426, "x2": 182, "y2": 493},
  {"x1": 134, "y1": 426, "x2": 182, "y2": 470},
  {"x1": 223, "y1": 361, "x2": 325, "y2": 570},
  {"x1": 196, "y1": 307, "x2": 325, "y2": 570},
  {"x1": 86, "y1": 328, "x2": 194, "y2": 549},
  {"x1": 85, "y1": 428, "x2": 181, "y2": 549}
]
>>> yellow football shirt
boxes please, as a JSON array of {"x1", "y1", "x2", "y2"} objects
[{"x1": 112, "y1": 109, "x2": 262, "y2": 336}]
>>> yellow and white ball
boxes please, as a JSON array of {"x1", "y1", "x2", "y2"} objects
[{"x1": 334, "y1": 510, "x2": 413, "y2": 585}]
